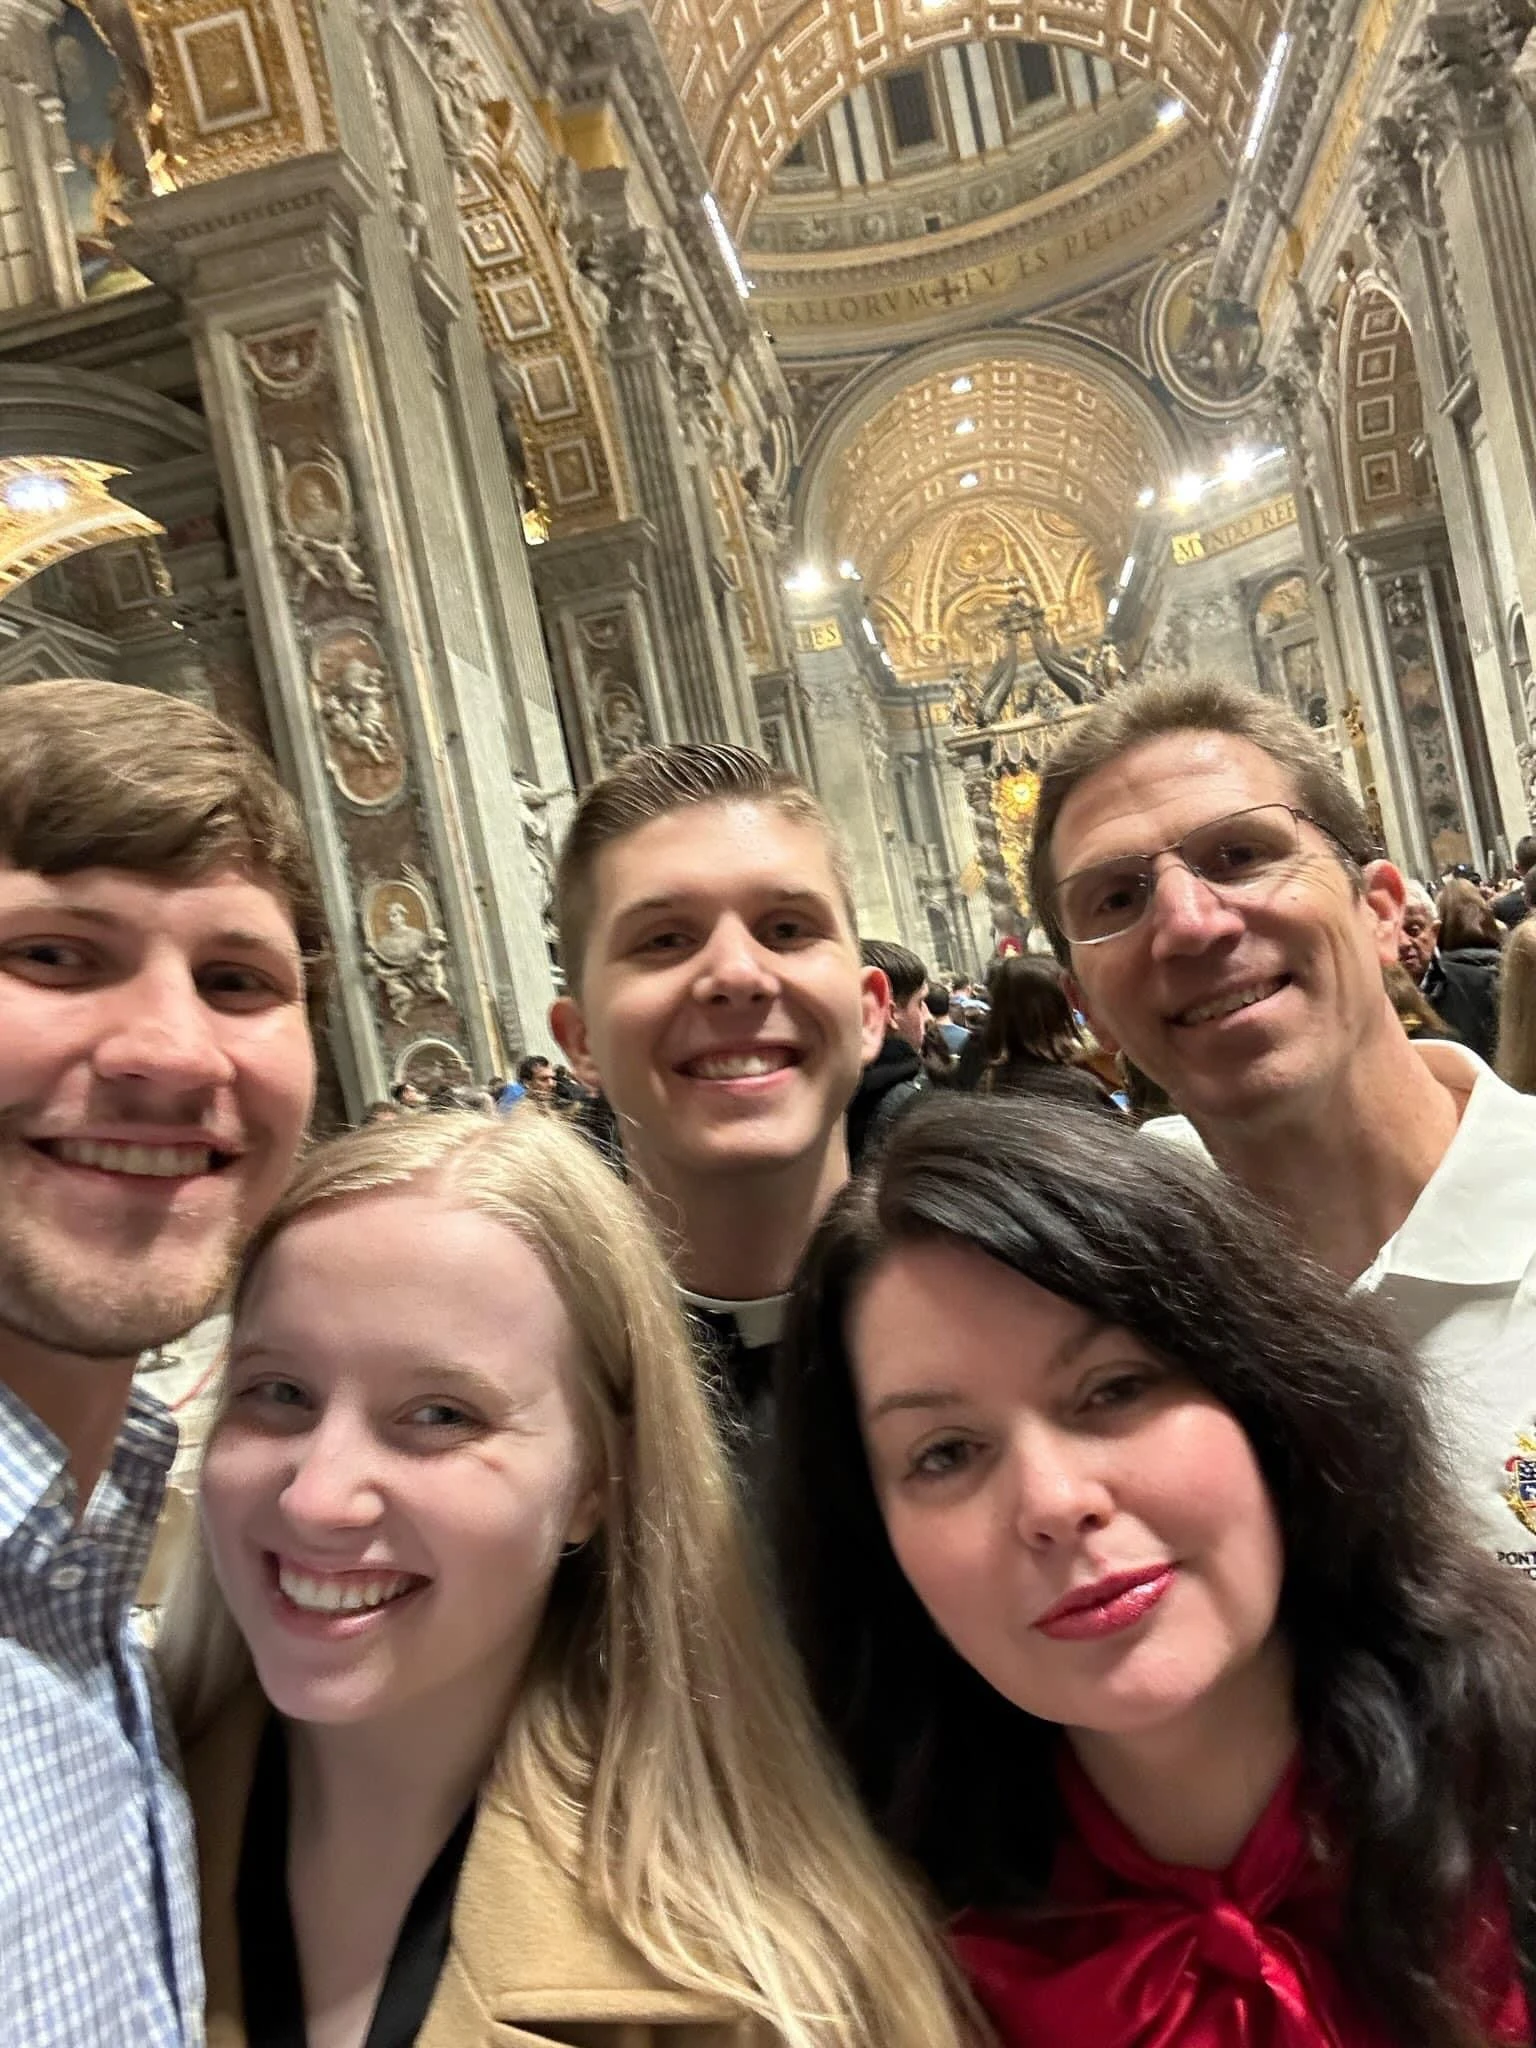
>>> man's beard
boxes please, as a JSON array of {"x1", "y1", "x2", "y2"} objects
[{"x1": 0, "y1": 1217, "x2": 237, "y2": 1360}]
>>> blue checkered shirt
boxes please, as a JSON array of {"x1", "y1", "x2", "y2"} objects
[{"x1": 0, "y1": 1380, "x2": 203, "y2": 2044}]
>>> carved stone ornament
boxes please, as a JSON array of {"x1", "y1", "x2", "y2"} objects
[
  {"x1": 268, "y1": 445, "x2": 377, "y2": 606},
  {"x1": 395, "y1": 1035, "x2": 472, "y2": 1093},
  {"x1": 396, "y1": 0, "x2": 487, "y2": 165},
  {"x1": 361, "y1": 870, "x2": 453, "y2": 1025},
  {"x1": 244, "y1": 325, "x2": 326, "y2": 399},
  {"x1": 513, "y1": 776, "x2": 559, "y2": 942},
  {"x1": 310, "y1": 619, "x2": 406, "y2": 807}
]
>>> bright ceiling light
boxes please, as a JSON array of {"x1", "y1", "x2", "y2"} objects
[
  {"x1": 1117, "y1": 554, "x2": 1137, "y2": 589},
  {"x1": 1222, "y1": 445, "x2": 1258, "y2": 484},
  {"x1": 701, "y1": 191, "x2": 752, "y2": 299},
  {"x1": 1156, "y1": 99, "x2": 1185, "y2": 126},
  {"x1": 950, "y1": 374, "x2": 974, "y2": 395},
  {"x1": 1106, "y1": 596, "x2": 1121, "y2": 617},
  {"x1": 838, "y1": 559, "x2": 860, "y2": 579},
  {"x1": 861, "y1": 617, "x2": 879, "y2": 645},
  {"x1": 959, "y1": 471, "x2": 980, "y2": 489},
  {"x1": 1136, "y1": 484, "x2": 1156, "y2": 509},
  {"x1": 1170, "y1": 472, "x2": 1204, "y2": 509},
  {"x1": 4, "y1": 475, "x2": 71, "y2": 515},
  {"x1": 1242, "y1": 32, "x2": 1290, "y2": 163},
  {"x1": 784, "y1": 563, "x2": 827, "y2": 596},
  {"x1": 954, "y1": 417, "x2": 977, "y2": 436}
]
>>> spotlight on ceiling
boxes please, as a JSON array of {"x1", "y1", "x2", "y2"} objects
[
  {"x1": 1156, "y1": 99, "x2": 1186, "y2": 126},
  {"x1": 959, "y1": 471, "x2": 980, "y2": 489},
  {"x1": 1117, "y1": 554, "x2": 1137, "y2": 590},
  {"x1": 838, "y1": 559, "x2": 860, "y2": 579},
  {"x1": 1170, "y1": 472, "x2": 1205, "y2": 509},
  {"x1": 1136, "y1": 484, "x2": 1156, "y2": 509},
  {"x1": 4, "y1": 474, "x2": 71, "y2": 515},
  {"x1": 783, "y1": 563, "x2": 827, "y2": 596},
  {"x1": 861, "y1": 617, "x2": 879, "y2": 645},
  {"x1": 950, "y1": 374, "x2": 974, "y2": 395},
  {"x1": 954, "y1": 417, "x2": 977, "y2": 436},
  {"x1": 1222, "y1": 445, "x2": 1258, "y2": 484}
]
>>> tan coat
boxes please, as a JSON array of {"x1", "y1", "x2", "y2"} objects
[{"x1": 188, "y1": 1692, "x2": 774, "y2": 2048}]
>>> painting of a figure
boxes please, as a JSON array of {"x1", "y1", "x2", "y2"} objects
[{"x1": 49, "y1": 2, "x2": 152, "y2": 300}]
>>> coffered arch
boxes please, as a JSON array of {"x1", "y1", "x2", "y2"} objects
[
  {"x1": 798, "y1": 329, "x2": 1187, "y2": 580},
  {"x1": 614, "y1": 0, "x2": 1282, "y2": 231}
]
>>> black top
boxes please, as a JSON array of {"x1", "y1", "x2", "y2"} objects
[
  {"x1": 1422, "y1": 946, "x2": 1502, "y2": 1065},
  {"x1": 846, "y1": 1035, "x2": 926, "y2": 1168},
  {"x1": 237, "y1": 1716, "x2": 476, "y2": 2048}
]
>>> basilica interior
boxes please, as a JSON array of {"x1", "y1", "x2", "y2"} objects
[{"x1": 1, "y1": 0, "x2": 1533, "y2": 1120}]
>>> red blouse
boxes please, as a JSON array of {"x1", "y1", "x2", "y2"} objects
[{"x1": 952, "y1": 1750, "x2": 1529, "y2": 2048}]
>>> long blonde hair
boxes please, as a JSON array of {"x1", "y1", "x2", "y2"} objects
[
  {"x1": 158, "y1": 1112, "x2": 967, "y2": 2048},
  {"x1": 1497, "y1": 919, "x2": 1536, "y2": 1092}
]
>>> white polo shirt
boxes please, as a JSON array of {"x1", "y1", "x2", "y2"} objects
[{"x1": 1149, "y1": 1047, "x2": 1536, "y2": 1579}]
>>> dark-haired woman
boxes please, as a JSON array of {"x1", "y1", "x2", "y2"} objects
[
  {"x1": 954, "y1": 956, "x2": 1118, "y2": 1111},
  {"x1": 773, "y1": 1097, "x2": 1536, "y2": 2048}
]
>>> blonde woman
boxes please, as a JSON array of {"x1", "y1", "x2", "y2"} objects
[
  {"x1": 160, "y1": 1112, "x2": 966, "y2": 2048},
  {"x1": 1497, "y1": 918, "x2": 1536, "y2": 1093}
]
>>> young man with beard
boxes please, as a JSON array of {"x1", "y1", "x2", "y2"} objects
[
  {"x1": 0, "y1": 679, "x2": 319, "y2": 2042},
  {"x1": 1027, "y1": 674, "x2": 1536, "y2": 1575},
  {"x1": 551, "y1": 745, "x2": 885, "y2": 1441}
]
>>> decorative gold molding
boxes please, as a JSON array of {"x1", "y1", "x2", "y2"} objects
[
  {"x1": 458, "y1": 106, "x2": 630, "y2": 536},
  {"x1": 125, "y1": 0, "x2": 336, "y2": 185},
  {"x1": 1170, "y1": 492, "x2": 1297, "y2": 564},
  {"x1": 753, "y1": 140, "x2": 1226, "y2": 348},
  {"x1": 0, "y1": 458, "x2": 163, "y2": 597}
]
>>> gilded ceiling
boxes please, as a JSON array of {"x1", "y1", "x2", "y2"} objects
[
  {"x1": 0, "y1": 457, "x2": 162, "y2": 597},
  {"x1": 610, "y1": 0, "x2": 1282, "y2": 230},
  {"x1": 815, "y1": 353, "x2": 1160, "y2": 587},
  {"x1": 871, "y1": 496, "x2": 1105, "y2": 680}
]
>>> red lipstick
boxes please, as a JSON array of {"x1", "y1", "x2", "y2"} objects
[{"x1": 1033, "y1": 1564, "x2": 1175, "y2": 1641}]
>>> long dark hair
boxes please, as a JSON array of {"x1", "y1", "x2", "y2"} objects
[
  {"x1": 978, "y1": 955, "x2": 1082, "y2": 1068},
  {"x1": 772, "y1": 1097, "x2": 1536, "y2": 2047}
]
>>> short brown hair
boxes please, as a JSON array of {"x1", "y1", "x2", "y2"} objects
[
  {"x1": 1028, "y1": 675, "x2": 1378, "y2": 958},
  {"x1": 0, "y1": 677, "x2": 328, "y2": 978},
  {"x1": 1436, "y1": 877, "x2": 1501, "y2": 951},
  {"x1": 555, "y1": 743, "x2": 853, "y2": 992}
]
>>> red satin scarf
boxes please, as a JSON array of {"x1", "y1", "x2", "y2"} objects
[{"x1": 952, "y1": 1750, "x2": 1529, "y2": 2048}]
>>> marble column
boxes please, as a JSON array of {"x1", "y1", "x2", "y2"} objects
[
  {"x1": 1427, "y1": 4, "x2": 1536, "y2": 634},
  {"x1": 120, "y1": 151, "x2": 557, "y2": 1110},
  {"x1": 1359, "y1": 74, "x2": 1530, "y2": 845},
  {"x1": 1266, "y1": 325, "x2": 1419, "y2": 866},
  {"x1": 785, "y1": 586, "x2": 904, "y2": 939},
  {"x1": 529, "y1": 518, "x2": 668, "y2": 788},
  {"x1": 1349, "y1": 522, "x2": 1494, "y2": 874},
  {"x1": 0, "y1": 0, "x2": 81, "y2": 312},
  {"x1": 586, "y1": 218, "x2": 756, "y2": 749}
]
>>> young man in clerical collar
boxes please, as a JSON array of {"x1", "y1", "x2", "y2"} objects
[
  {"x1": 551, "y1": 744, "x2": 885, "y2": 1425},
  {"x1": 0, "y1": 677, "x2": 320, "y2": 2043},
  {"x1": 1027, "y1": 672, "x2": 1536, "y2": 1576}
]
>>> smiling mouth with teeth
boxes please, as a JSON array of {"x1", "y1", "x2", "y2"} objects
[
  {"x1": 681, "y1": 1050, "x2": 798, "y2": 1080},
  {"x1": 273, "y1": 1557, "x2": 426, "y2": 1615},
  {"x1": 1176, "y1": 976, "x2": 1290, "y2": 1028},
  {"x1": 32, "y1": 1137, "x2": 233, "y2": 1179}
]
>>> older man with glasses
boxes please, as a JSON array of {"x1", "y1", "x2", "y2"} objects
[{"x1": 1027, "y1": 675, "x2": 1536, "y2": 1577}]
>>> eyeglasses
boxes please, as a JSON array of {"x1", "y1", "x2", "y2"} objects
[{"x1": 1047, "y1": 804, "x2": 1345, "y2": 947}]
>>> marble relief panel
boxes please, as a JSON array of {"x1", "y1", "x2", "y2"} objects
[{"x1": 240, "y1": 317, "x2": 468, "y2": 1064}]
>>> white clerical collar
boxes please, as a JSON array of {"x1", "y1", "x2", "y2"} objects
[{"x1": 679, "y1": 1290, "x2": 788, "y2": 1349}]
